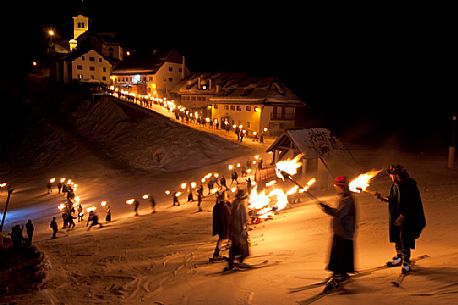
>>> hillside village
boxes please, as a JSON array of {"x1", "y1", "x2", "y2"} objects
[{"x1": 34, "y1": 13, "x2": 308, "y2": 140}]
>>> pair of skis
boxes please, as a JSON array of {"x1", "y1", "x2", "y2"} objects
[{"x1": 294, "y1": 254, "x2": 429, "y2": 305}]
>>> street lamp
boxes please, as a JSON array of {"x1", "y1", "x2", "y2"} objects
[{"x1": 48, "y1": 29, "x2": 54, "y2": 41}]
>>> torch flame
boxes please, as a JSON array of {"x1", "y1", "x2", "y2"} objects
[
  {"x1": 275, "y1": 154, "x2": 304, "y2": 178},
  {"x1": 301, "y1": 178, "x2": 316, "y2": 192},
  {"x1": 142, "y1": 194, "x2": 149, "y2": 199},
  {"x1": 349, "y1": 170, "x2": 382, "y2": 193},
  {"x1": 101, "y1": 201, "x2": 107, "y2": 207}
]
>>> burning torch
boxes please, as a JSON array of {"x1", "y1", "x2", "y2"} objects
[
  {"x1": 274, "y1": 153, "x2": 321, "y2": 203},
  {"x1": 278, "y1": 170, "x2": 320, "y2": 203},
  {"x1": 349, "y1": 169, "x2": 382, "y2": 196}
]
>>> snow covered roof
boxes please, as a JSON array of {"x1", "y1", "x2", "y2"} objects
[
  {"x1": 267, "y1": 128, "x2": 346, "y2": 158},
  {"x1": 171, "y1": 72, "x2": 305, "y2": 107},
  {"x1": 267, "y1": 128, "x2": 362, "y2": 177},
  {"x1": 112, "y1": 49, "x2": 182, "y2": 75}
]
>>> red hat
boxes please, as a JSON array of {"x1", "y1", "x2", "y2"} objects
[{"x1": 334, "y1": 176, "x2": 349, "y2": 186}]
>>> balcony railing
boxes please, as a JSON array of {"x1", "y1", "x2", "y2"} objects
[{"x1": 270, "y1": 114, "x2": 295, "y2": 121}]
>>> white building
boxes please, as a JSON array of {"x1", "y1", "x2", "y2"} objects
[
  {"x1": 111, "y1": 49, "x2": 189, "y2": 97},
  {"x1": 54, "y1": 49, "x2": 113, "y2": 84}
]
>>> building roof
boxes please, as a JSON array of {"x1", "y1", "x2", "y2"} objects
[
  {"x1": 267, "y1": 128, "x2": 346, "y2": 158},
  {"x1": 112, "y1": 49, "x2": 182, "y2": 75},
  {"x1": 58, "y1": 48, "x2": 114, "y2": 65},
  {"x1": 171, "y1": 72, "x2": 305, "y2": 107},
  {"x1": 267, "y1": 128, "x2": 362, "y2": 178},
  {"x1": 77, "y1": 31, "x2": 122, "y2": 45}
]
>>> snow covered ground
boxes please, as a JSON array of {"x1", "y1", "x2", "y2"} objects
[{"x1": 1, "y1": 85, "x2": 458, "y2": 305}]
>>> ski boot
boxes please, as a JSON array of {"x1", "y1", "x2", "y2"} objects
[
  {"x1": 401, "y1": 261, "x2": 411, "y2": 274},
  {"x1": 386, "y1": 255, "x2": 402, "y2": 267}
]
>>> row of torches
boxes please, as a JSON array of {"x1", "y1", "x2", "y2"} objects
[
  {"x1": 50, "y1": 154, "x2": 381, "y2": 219},
  {"x1": 111, "y1": 89, "x2": 268, "y2": 137}
]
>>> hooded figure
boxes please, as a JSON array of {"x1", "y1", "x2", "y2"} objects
[{"x1": 226, "y1": 189, "x2": 250, "y2": 270}]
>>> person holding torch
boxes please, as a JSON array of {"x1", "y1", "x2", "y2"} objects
[
  {"x1": 319, "y1": 176, "x2": 356, "y2": 288},
  {"x1": 374, "y1": 164, "x2": 426, "y2": 274}
]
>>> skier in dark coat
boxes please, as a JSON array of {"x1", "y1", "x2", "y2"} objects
[
  {"x1": 25, "y1": 219, "x2": 34, "y2": 246},
  {"x1": 319, "y1": 176, "x2": 356, "y2": 287},
  {"x1": 57, "y1": 182, "x2": 63, "y2": 194},
  {"x1": 220, "y1": 176, "x2": 228, "y2": 190},
  {"x1": 230, "y1": 170, "x2": 239, "y2": 185},
  {"x1": 375, "y1": 164, "x2": 426, "y2": 274},
  {"x1": 105, "y1": 204, "x2": 112, "y2": 222},
  {"x1": 47, "y1": 181, "x2": 53, "y2": 194},
  {"x1": 225, "y1": 189, "x2": 250, "y2": 271},
  {"x1": 87, "y1": 211, "x2": 103, "y2": 230},
  {"x1": 66, "y1": 212, "x2": 76, "y2": 230},
  {"x1": 50, "y1": 217, "x2": 58, "y2": 239},
  {"x1": 246, "y1": 177, "x2": 252, "y2": 194},
  {"x1": 172, "y1": 191, "x2": 180, "y2": 206},
  {"x1": 212, "y1": 193, "x2": 231, "y2": 260},
  {"x1": 77, "y1": 204, "x2": 84, "y2": 222},
  {"x1": 133, "y1": 199, "x2": 140, "y2": 216}
]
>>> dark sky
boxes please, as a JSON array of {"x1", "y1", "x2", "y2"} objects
[{"x1": 6, "y1": 0, "x2": 455, "y2": 130}]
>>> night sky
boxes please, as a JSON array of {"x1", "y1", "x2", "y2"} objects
[{"x1": 4, "y1": 1, "x2": 455, "y2": 148}]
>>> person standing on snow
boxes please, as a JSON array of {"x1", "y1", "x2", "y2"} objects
[
  {"x1": 319, "y1": 176, "x2": 357, "y2": 287},
  {"x1": 212, "y1": 193, "x2": 231, "y2": 260},
  {"x1": 374, "y1": 164, "x2": 426, "y2": 274},
  {"x1": 105, "y1": 203, "x2": 112, "y2": 222},
  {"x1": 50, "y1": 217, "x2": 58, "y2": 239},
  {"x1": 57, "y1": 181, "x2": 63, "y2": 194},
  {"x1": 131, "y1": 199, "x2": 140, "y2": 216},
  {"x1": 220, "y1": 175, "x2": 228, "y2": 190},
  {"x1": 172, "y1": 191, "x2": 180, "y2": 206},
  {"x1": 230, "y1": 170, "x2": 239, "y2": 185},
  {"x1": 77, "y1": 204, "x2": 84, "y2": 222},
  {"x1": 225, "y1": 189, "x2": 250, "y2": 271},
  {"x1": 25, "y1": 219, "x2": 34, "y2": 246}
]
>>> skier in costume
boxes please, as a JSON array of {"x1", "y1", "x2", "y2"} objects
[
  {"x1": 319, "y1": 176, "x2": 357, "y2": 287},
  {"x1": 374, "y1": 164, "x2": 426, "y2": 274}
]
